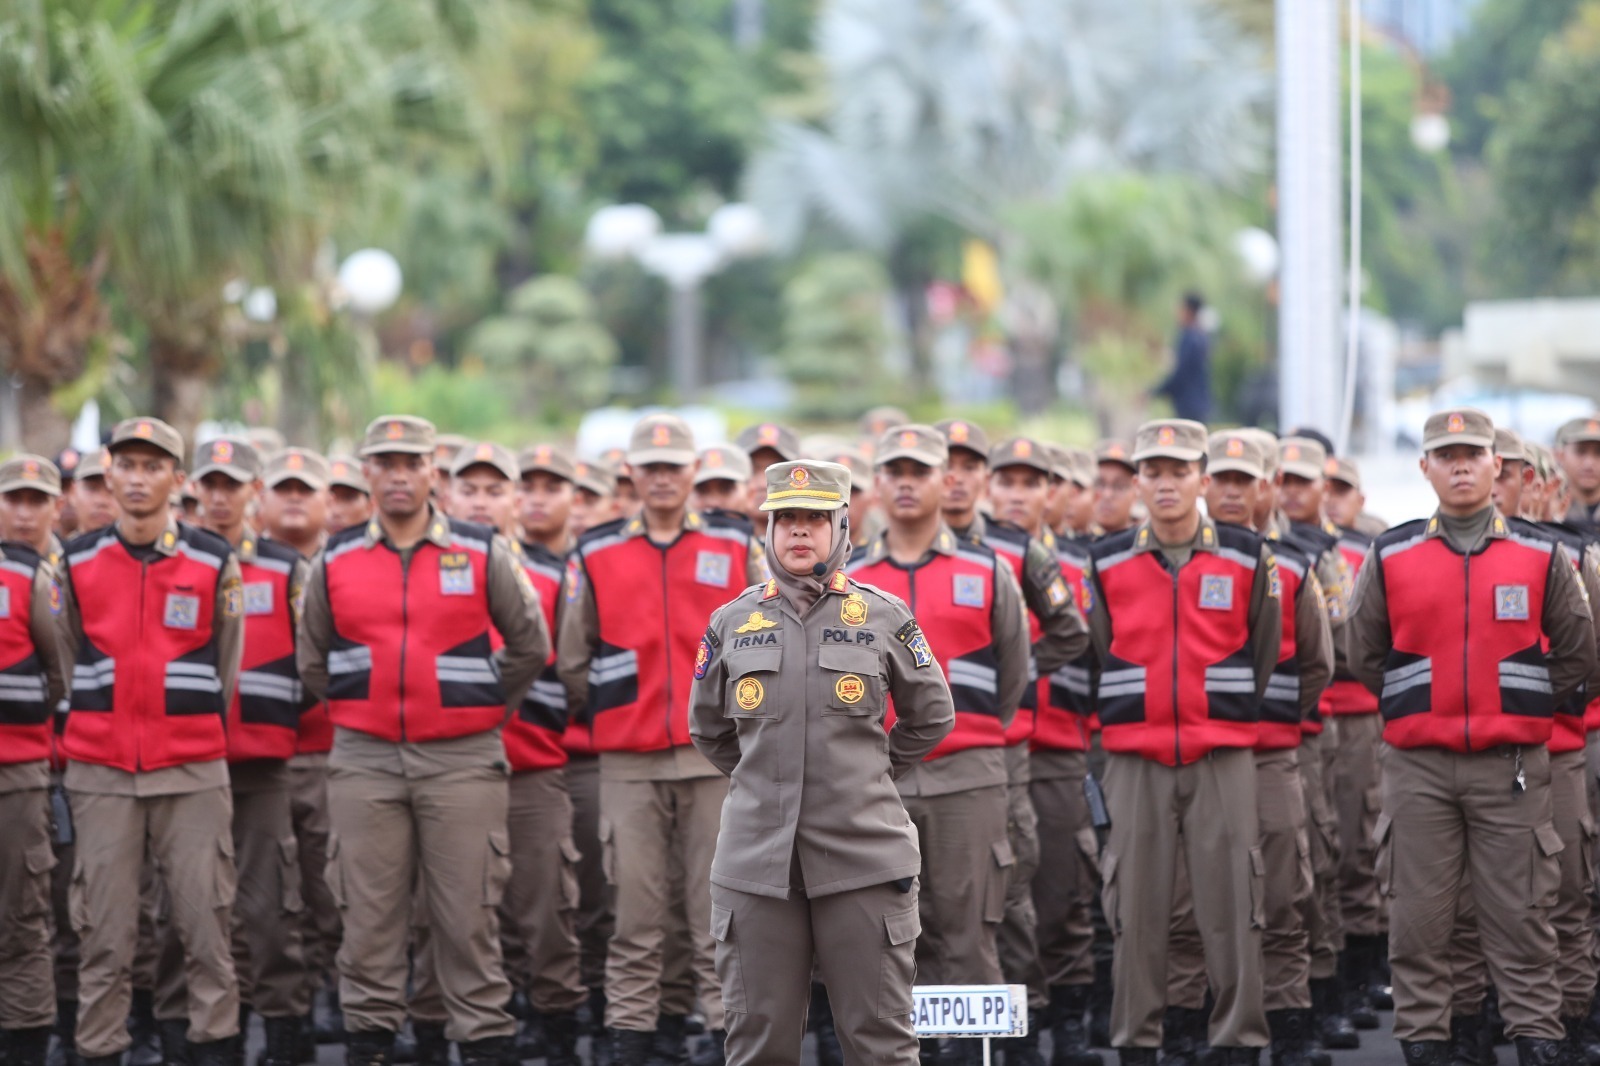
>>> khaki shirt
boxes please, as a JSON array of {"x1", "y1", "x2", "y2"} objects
[
  {"x1": 298, "y1": 508, "x2": 547, "y2": 776},
  {"x1": 0, "y1": 546, "x2": 73, "y2": 794},
  {"x1": 1346, "y1": 510, "x2": 1596, "y2": 708},
  {"x1": 1085, "y1": 516, "x2": 1283, "y2": 704},
  {"x1": 60, "y1": 517, "x2": 244, "y2": 796},
  {"x1": 689, "y1": 573, "x2": 954, "y2": 899},
  {"x1": 853, "y1": 525, "x2": 1032, "y2": 797}
]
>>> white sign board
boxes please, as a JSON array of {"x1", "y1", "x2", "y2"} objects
[{"x1": 912, "y1": 985, "x2": 1028, "y2": 1037}]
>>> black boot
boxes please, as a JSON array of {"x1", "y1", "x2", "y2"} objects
[
  {"x1": 345, "y1": 1031, "x2": 396, "y2": 1066},
  {"x1": 1050, "y1": 986, "x2": 1103, "y2": 1066},
  {"x1": 8, "y1": 1028, "x2": 55, "y2": 1066},
  {"x1": 1512, "y1": 1039, "x2": 1566, "y2": 1066},
  {"x1": 1219, "y1": 1051, "x2": 1259, "y2": 1066},
  {"x1": 82, "y1": 1057, "x2": 124, "y2": 1066},
  {"x1": 1006, "y1": 1028, "x2": 1046, "y2": 1066},
  {"x1": 189, "y1": 1040, "x2": 238, "y2": 1066},
  {"x1": 1401, "y1": 1041, "x2": 1450, "y2": 1066},
  {"x1": 1337, "y1": 945, "x2": 1377, "y2": 1032},
  {"x1": 647, "y1": 1017, "x2": 686, "y2": 1066},
  {"x1": 314, "y1": 990, "x2": 347, "y2": 1046},
  {"x1": 48, "y1": 1002, "x2": 79, "y2": 1066},
  {"x1": 410, "y1": 1023, "x2": 448, "y2": 1066},
  {"x1": 919, "y1": 1038, "x2": 943, "y2": 1066},
  {"x1": 591, "y1": 1027, "x2": 613, "y2": 1066},
  {"x1": 1452, "y1": 1013, "x2": 1492, "y2": 1066},
  {"x1": 1309, "y1": 979, "x2": 1357, "y2": 1051},
  {"x1": 1158, "y1": 1007, "x2": 1205, "y2": 1066},
  {"x1": 809, "y1": 985, "x2": 843, "y2": 1066},
  {"x1": 1571, "y1": 1009, "x2": 1600, "y2": 1066},
  {"x1": 1118, "y1": 1051, "x2": 1158, "y2": 1066},
  {"x1": 581, "y1": 991, "x2": 606, "y2": 1040},
  {"x1": 1486, "y1": 991, "x2": 1509, "y2": 1048},
  {"x1": 459, "y1": 1037, "x2": 514, "y2": 1066},
  {"x1": 687, "y1": 1032, "x2": 724, "y2": 1066},
  {"x1": 259, "y1": 1019, "x2": 302, "y2": 1066},
  {"x1": 391, "y1": 1027, "x2": 417, "y2": 1066},
  {"x1": 157, "y1": 1020, "x2": 190, "y2": 1066},
  {"x1": 1090, "y1": 963, "x2": 1114, "y2": 1050},
  {"x1": 294, "y1": 1017, "x2": 316, "y2": 1066},
  {"x1": 541, "y1": 1013, "x2": 579, "y2": 1066},
  {"x1": 127, "y1": 992, "x2": 162, "y2": 1066},
  {"x1": 514, "y1": 1014, "x2": 544, "y2": 1064},
  {"x1": 1266, "y1": 1010, "x2": 1311, "y2": 1066},
  {"x1": 608, "y1": 1031, "x2": 654, "y2": 1066},
  {"x1": 1564, "y1": 1018, "x2": 1593, "y2": 1066}
]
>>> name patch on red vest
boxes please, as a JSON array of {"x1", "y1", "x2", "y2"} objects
[
  {"x1": 164, "y1": 593, "x2": 200, "y2": 629},
  {"x1": 1495, "y1": 585, "x2": 1529, "y2": 620},
  {"x1": 243, "y1": 582, "x2": 273, "y2": 616},
  {"x1": 1199, "y1": 575, "x2": 1233, "y2": 610},
  {"x1": 953, "y1": 574, "x2": 985, "y2": 607},
  {"x1": 695, "y1": 551, "x2": 730, "y2": 587},
  {"x1": 439, "y1": 552, "x2": 474, "y2": 595}
]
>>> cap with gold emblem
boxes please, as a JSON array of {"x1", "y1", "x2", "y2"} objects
[
  {"x1": 1131, "y1": 420, "x2": 1207, "y2": 464},
  {"x1": 1422, "y1": 408, "x2": 1494, "y2": 451},
  {"x1": 1278, "y1": 436, "x2": 1328, "y2": 481},
  {"x1": 990, "y1": 436, "x2": 1051, "y2": 474},
  {"x1": 760, "y1": 460, "x2": 851, "y2": 512},
  {"x1": 1207, "y1": 431, "x2": 1265, "y2": 480},
  {"x1": 695, "y1": 445, "x2": 754, "y2": 486},
  {"x1": 518, "y1": 443, "x2": 577, "y2": 483},
  {"x1": 1233, "y1": 429, "x2": 1279, "y2": 477},
  {"x1": 1556, "y1": 416, "x2": 1600, "y2": 447},
  {"x1": 860, "y1": 406, "x2": 912, "y2": 440},
  {"x1": 434, "y1": 433, "x2": 469, "y2": 470},
  {"x1": 1066, "y1": 448, "x2": 1096, "y2": 488},
  {"x1": 1094, "y1": 439, "x2": 1136, "y2": 472},
  {"x1": 109, "y1": 417, "x2": 185, "y2": 463},
  {"x1": 326, "y1": 454, "x2": 369, "y2": 494},
  {"x1": 734, "y1": 423, "x2": 800, "y2": 463},
  {"x1": 1493, "y1": 427, "x2": 1526, "y2": 463},
  {"x1": 192, "y1": 437, "x2": 262, "y2": 483},
  {"x1": 875, "y1": 424, "x2": 949, "y2": 467},
  {"x1": 1327, "y1": 456, "x2": 1362, "y2": 490},
  {"x1": 573, "y1": 459, "x2": 617, "y2": 497},
  {"x1": 265, "y1": 448, "x2": 330, "y2": 490},
  {"x1": 935, "y1": 419, "x2": 991, "y2": 460},
  {"x1": 0, "y1": 454, "x2": 62, "y2": 497},
  {"x1": 826, "y1": 450, "x2": 872, "y2": 492},
  {"x1": 360, "y1": 415, "x2": 436, "y2": 457},
  {"x1": 76, "y1": 448, "x2": 109, "y2": 481},
  {"x1": 451, "y1": 441, "x2": 519, "y2": 482},
  {"x1": 627, "y1": 414, "x2": 697, "y2": 467}
]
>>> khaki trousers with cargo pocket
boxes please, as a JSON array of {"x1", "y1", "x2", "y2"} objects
[
  {"x1": 1029, "y1": 752, "x2": 1099, "y2": 993},
  {"x1": 903, "y1": 785, "x2": 1009, "y2": 986},
  {"x1": 0, "y1": 785, "x2": 56, "y2": 1030}
]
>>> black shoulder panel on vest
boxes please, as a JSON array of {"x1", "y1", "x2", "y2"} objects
[
  {"x1": 700, "y1": 508, "x2": 755, "y2": 536},
  {"x1": 325, "y1": 523, "x2": 367, "y2": 552},
  {"x1": 1086, "y1": 526, "x2": 1139, "y2": 563},
  {"x1": 180, "y1": 522, "x2": 235, "y2": 560},
  {"x1": 576, "y1": 517, "x2": 629, "y2": 550},
  {"x1": 0, "y1": 542, "x2": 41, "y2": 573},
  {"x1": 1373, "y1": 518, "x2": 1429, "y2": 551},
  {"x1": 254, "y1": 538, "x2": 304, "y2": 567}
]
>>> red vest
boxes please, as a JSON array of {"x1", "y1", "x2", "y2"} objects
[
  {"x1": 227, "y1": 540, "x2": 306, "y2": 762},
  {"x1": 1322, "y1": 527, "x2": 1379, "y2": 717},
  {"x1": 503, "y1": 542, "x2": 568, "y2": 772},
  {"x1": 1089, "y1": 524, "x2": 1263, "y2": 766},
  {"x1": 1257, "y1": 537, "x2": 1312, "y2": 751},
  {"x1": 0, "y1": 546, "x2": 54, "y2": 765},
  {"x1": 322, "y1": 519, "x2": 507, "y2": 743},
  {"x1": 1376, "y1": 521, "x2": 1557, "y2": 752},
  {"x1": 1033, "y1": 537, "x2": 1094, "y2": 753},
  {"x1": 577, "y1": 513, "x2": 755, "y2": 753},
  {"x1": 850, "y1": 540, "x2": 1007, "y2": 760},
  {"x1": 295, "y1": 702, "x2": 333, "y2": 755},
  {"x1": 62, "y1": 525, "x2": 232, "y2": 772}
]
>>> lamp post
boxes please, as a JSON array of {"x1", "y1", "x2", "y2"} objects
[{"x1": 585, "y1": 203, "x2": 768, "y2": 399}]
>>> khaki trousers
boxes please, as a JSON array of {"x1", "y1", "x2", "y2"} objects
[
  {"x1": 903, "y1": 786, "x2": 1008, "y2": 986},
  {"x1": 566, "y1": 755, "x2": 613, "y2": 992},
  {"x1": 1298, "y1": 732, "x2": 1341, "y2": 980},
  {"x1": 1165, "y1": 749, "x2": 1311, "y2": 1012},
  {"x1": 997, "y1": 750, "x2": 1046, "y2": 1010},
  {"x1": 1378, "y1": 744, "x2": 1562, "y2": 1042},
  {"x1": 327, "y1": 764, "x2": 514, "y2": 1043},
  {"x1": 290, "y1": 754, "x2": 341, "y2": 1000},
  {"x1": 1328, "y1": 715, "x2": 1384, "y2": 938},
  {"x1": 502, "y1": 769, "x2": 586, "y2": 1013},
  {"x1": 711, "y1": 881, "x2": 920, "y2": 1066},
  {"x1": 1102, "y1": 750, "x2": 1266, "y2": 1050},
  {"x1": 600, "y1": 774, "x2": 726, "y2": 1032},
  {"x1": 69, "y1": 787, "x2": 239, "y2": 1057},
  {"x1": 1030, "y1": 752, "x2": 1098, "y2": 991},
  {"x1": 0, "y1": 785, "x2": 56, "y2": 1029}
]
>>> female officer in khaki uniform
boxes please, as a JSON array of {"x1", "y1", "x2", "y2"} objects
[{"x1": 690, "y1": 459, "x2": 955, "y2": 1066}]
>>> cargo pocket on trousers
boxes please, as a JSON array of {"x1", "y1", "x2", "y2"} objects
[
  {"x1": 710, "y1": 903, "x2": 745, "y2": 1014},
  {"x1": 1530, "y1": 823, "x2": 1564, "y2": 908},
  {"x1": 68, "y1": 861, "x2": 91, "y2": 935},
  {"x1": 1372, "y1": 813, "x2": 1395, "y2": 899},
  {"x1": 1581, "y1": 816, "x2": 1597, "y2": 895},
  {"x1": 1247, "y1": 845, "x2": 1266, "y2": 930},
  {"x1": 326, "y1": 834, "x2": 347, "y2": 911},
  {"x1": 984, "y1": 839, "x2": 1015, "y2": 924},
  {"x1": 558, "y1": 837, "x2": 583, "y2": 913},
  {"x1": 1295, "y1": 828, "x2": 1315, "y2": 901},
  {"x1": 1099, "y1": 851, "x2": 1122, "y2": 938},
  {"x1": 18, "y1": 839, "x2": 55, "y2": 923},
  {"x1": 484, "y1": 828, "x2": 512, "y2": 908},
  {"x1": 215, "y1": 835, "x2": 238, "y2": 912},
  {"x1": 277, "y1": 836, "x2": 305, "y2": 915},
  {"x1": 598, "y1": 817, "x2": 616, "y2": 886},
  {"x1": 1074, "y1": 826, "x2": 1102, "y2": 891},
  {"x1": 879, "y1": 904, "x2": 920, "y2": 1019}
]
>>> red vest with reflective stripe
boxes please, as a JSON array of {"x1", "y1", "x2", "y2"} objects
[
  {"x1": 1257, "y1": 539, "x2": 1311, "y2": 751},
  {"x1": 295, "y1": 702, "x2": 332, "y2": 755},
  {"x1": 1033, "y1": 538, "x2": 1094, "y2": 754},
  {"x1": 578, "y1": 514, "x2": 755, "y2": 753},
  {"x1": 850, "y1": 543, "x2": 1006, "y2": 760},
  {"x1": 322, "y1": 520, "x2": 506, "y2": 743},
  {"x1": 1376, "y1": 522, "x2": 1556, "y2": 752},
  {"x1": 0, "y1": 547, "x2": 53, "y2": 765},
  {"x1": 503, "y1": 542, "x2": 567, "y2": 772},
  {"x1": 227, "y1": 542, "x2": 304, "y2": 762},
  {"x1": 1089, "y1": 525, "x2": 1262, "y2": 766},
  {"x1": 1322, "y1": 528, "x2": 1379, "y2": 717},
  {"x1": 62, "y1": 526, "x2": 232, "y2": 772}
]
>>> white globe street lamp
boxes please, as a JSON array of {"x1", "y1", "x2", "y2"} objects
[
  {"x1": 584, "y1": 204, "x2": 664, "y2": 262},
  {"x1": 338, "y1": 249, "x2": 404, "y2": 315},
  {"x1": 1410, "y1": 112, "x2": 1451, "y2": 154},
  {"x1": 1234, "y1": 227, "x2": 1281, "y2": 286}
]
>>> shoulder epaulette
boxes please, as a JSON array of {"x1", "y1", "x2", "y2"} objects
[{"x1": 1086, "y1": 526, "x2": 1140, "y2": 563}]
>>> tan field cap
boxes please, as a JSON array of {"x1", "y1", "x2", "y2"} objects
[
  {"x1": 110, "y1": 417, "x2": 185, "y2": 463},
  {"x1": 1327, "y1": 456, "x2": 1362, "y2": 490},
  {"x1": 0, "y1": 454, "x2": 62, "y2": 497},
  {"x1": 518, "y1": 443, "x2": 577, "y2": 483},
  {"x1": 695, "y1": 445, "x2": 754, "y2": 486},
  {"x1": 1278, "y1": 437, "x2": 1328, "y2": 481},
  {"x1": 989, "y1": 436, "x2": 1051, "y2": 474},
  {"x1": 76, "y1": 448, "x2": 109, "y2": 481},
  {"x1": 266, "y1": 448, "x2": 330, "y2": 491},
  {"x1": 360, "y1": 415, "x2": 436, "y2": 457},
  {"x1": 860, "y1": 406, "x2": 912, "y2": 439},
  {"x1": 434, "y1": 433, "x2": 469, "y2": 470},
  {"x1": 760, "y1": 460, "x2": 851, "y2": 512},
  {"x1": 1422, "y1": 408, "x2": 1494, "y2": 451},
  {"x1": 1094, "y1": 439, "x2": 1136, "y2": 471},
  {"x1": 1131, "y1": 420, "x2": 1207, "y2": 464},
  {"x1": 326, "y1": 454, "x2": 369, "y2": 494},
  {"x1": 735, "y1": 423, "x2": 800, "y2": 462},
  {"x1": 1556, "y1": 416, "x2": 1600, "y2": 447},
  {"x1": 1207, "y1": 431, "x2": 1266, "y2": 480},
  {"x1": 936, "y1": 419, "x2": 990, "y2": 460},
  {"x1": 1492, "y1": 427, "x2": 1525, "y2": 463},
  {"x1": 452, "y1": 441, "x2": 519, "y2": 482},
  {"x1": 192, "y1": 437, "x2": 262, "y2": 483},
  {"x1": 875, "y1": 425, "x2": 949, "y2": 468},
  {"x1": 572, "y1": 459, "x2": 617, "y2": 497},
  {"x1": 627, "y1": 414, "x2": 697, "y2": 467}
]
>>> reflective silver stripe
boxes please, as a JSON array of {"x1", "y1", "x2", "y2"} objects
[
  {"x1": 1052, "y1": 664, "x2": 1092, "y2": 696},
  {"x1": 1217, "y1": 548, "x2": 1259, "y2": 572},
  {"x1": 175, "y1": 541, "x2": 224, "y2": 571},
  {"x1": 588, "y1": 650, "x2": 639, "y2": 686},
  {"x1": 238, "y1": 672, "x2": 302, "y2": 703},
  {"x1": 67, "y1": 532, "x2": 118, "y2": 569},
  {"x1": 437, "y1": 656, "x2": 500, "y2": 685},
  {"x1": 248, "y1": 555, "x2": 293, "y2": 576},
  {"x1": 1499, "y1": 661, "x2": 1552, "y2": 694},
  {"x1": 1094, "y1": 548, "x2": 1138, "y2": 573},
  {"x1": 0, "y1": 676, "x2": 45, "y2": 700},
  {"x1": 1274, "y1": 554, "x2": 1306, "y2": 579},
  {"x1": 328, "y1": 647, "x2": 373, "y2": 675},
  {"x1": 1379, "y1": 533, "x2": 1427, "y2": 561},
  {"x1": 947, "y1": 660, "x2": 999, "y2": 694},
  {"x1": 1264, "y1": 675, "x2": 1300, "y2": 701},
  {"x1": 0, "y1": 560, "x2": 33, "y2": 579},
  {"x1": 525, "y1": 561, "x2": 563, "y2": 585},
  {"x1": 982, "y1": 536, "x2": 1024, "y2": 563},
  {"x1": 165, "y1": 663, "x2": 221, "y2": 694},
  {"x1": 955, "y1": 547, "x2": 993, "y2": 569},
  {"x1": 1098, "y1": 680, "x2": 1146, "y2": 698},
  {"x1": 73, "y1": 660, "x2": 115, "y2": 690},
  {"x1": 323, "y1": 538, "x2": 366, "y2": 565},
  {"x1": 1027, "y1": 657, "x2": 1039, "y2": 683},
  {"x1": 529, "y1": 679, "x2": 567, "y2": 709},
  {"x1": 1507, "y1": 534, "x2": 1554, "y2": 556},
  {"x1": 698, "y1": 524, "x2": 749, "y2": 545},
  {"x1": 167, "y1": 662, "x2": 218, "y2": 678},
  {"x1": 580, "y1": 533, "x2": 627, "y2": 557},
  {"x1": 1382, "y1": 659, "x2": 1433, "y2": 697},
  {"x1": 449, "y1": 534, "x2": 490, "y2": 556},
  {"x1": 1204, "y1": 665, "x2": 1258, "y2": 694}
]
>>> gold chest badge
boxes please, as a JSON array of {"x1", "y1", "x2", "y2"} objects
[
  {"x1": 840, "y1": 592, "x2": 868, "y2": 627},
  {"x1": 735, "y1": 677, "x2": 764, "y2": 711},
  {"x1": 835, "y1": 674, "x2": 865, "y2": 704}
]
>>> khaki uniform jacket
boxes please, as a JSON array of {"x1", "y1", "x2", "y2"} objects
[{"x1": 689, "y1": 573, "x2": 955, "y2": 900}]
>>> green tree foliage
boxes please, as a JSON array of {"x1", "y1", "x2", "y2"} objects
[
  {"x1": 1441, "y1": 0, "x2": 1586, "y2": 156},
  {"x1": 777, "y1": 253, "x2": 889, "y2": 419},
  {"x1": 463, "y1": 275, "x2": 621, "y2": 420}
]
